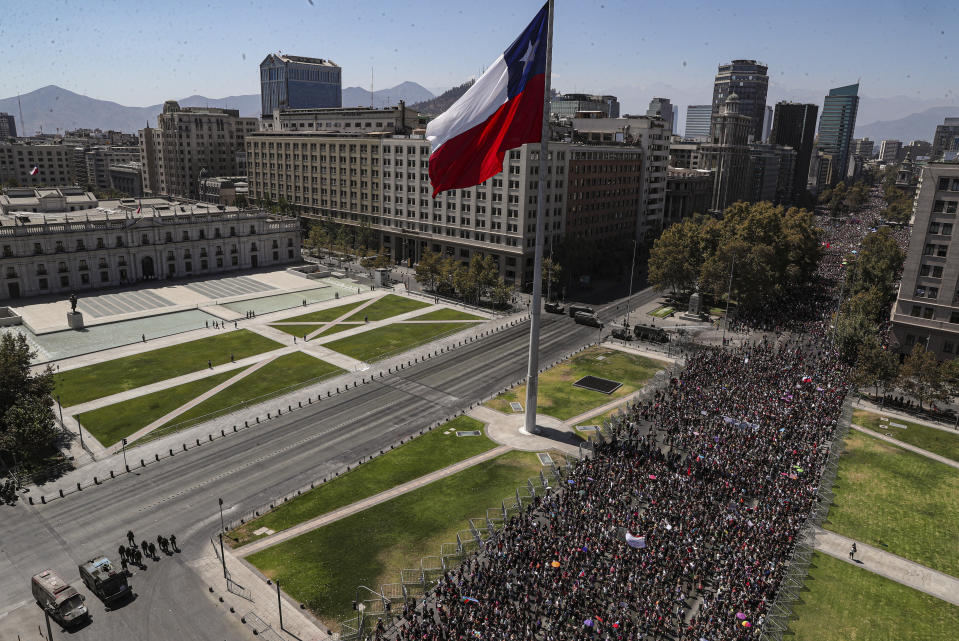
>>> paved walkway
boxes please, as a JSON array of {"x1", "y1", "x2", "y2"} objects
[
  {"x1": 854, "y1": 398, "x2": 959, "y2": 435},
  {"x1": 120, "y1": 354, "x2": 282, "y2": 448},
  {"x1": 305, "y1": 295, "x2": 382, "y2": 340},
  {"x1": 813, "y1": 528, "x2": 959, "y2": 606},
  {"x1": 190, "y1": 543, "x2": 332, "y2": 640},
  {"x1": 850, "y1": 423, "x2": 959, "y2": 470},
  {"x1": 238, "y1": 444, "x2": 512, "y2": 557}
]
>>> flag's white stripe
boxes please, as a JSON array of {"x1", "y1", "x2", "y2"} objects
[{"x1": 426, "y1": 54, "x2": 510, "y2": 154}]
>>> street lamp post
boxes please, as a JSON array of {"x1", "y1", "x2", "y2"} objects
[
  {"x1": 121, "y1": 438, "x2": 128, "y2": 471},
  {"x1": 625, "y1": 239, "x2": 637, "y2": 328},
  {"x1": 218, "y1": 497, "x2": 225, "y2": 532}
]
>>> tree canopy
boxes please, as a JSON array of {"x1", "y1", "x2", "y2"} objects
[{"x1": 0, "y1": 334, "x2": 60, "y2": 473}]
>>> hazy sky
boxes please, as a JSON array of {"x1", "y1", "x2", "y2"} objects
[{"x1": 2, "y1": 0, "x2": 956, "y2": 117}]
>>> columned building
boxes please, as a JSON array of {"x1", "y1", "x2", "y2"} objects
[
  {"x1": 0, "y1": 190, "x2": 299, "y2": 301},
  {"x1": 665, "y1": 168, "x2": 713, "y2": 226},
  {"x1": 701, "y1": 94, "x2": 752, "y2": 212}
]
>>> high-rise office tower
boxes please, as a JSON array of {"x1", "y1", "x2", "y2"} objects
[
  {"x1": 260, "y1": 53, "x2": 342, "y2": 117},
  {"x1": 879, "y1": 139, "x2": 901, "y2": 163},
  {"x1": 854, "y1": 138, "x2": 875, "y2": 158},
  {"x1": 647, "y1": 97, "x2": 674, "y2": 131},
  {"x1": 701, "y1": 94, "x2": 752, "y2": 212},
  {"x1": 685, "y1": 105, "x2": 712, "y2": 140},
  {"x1": 762, "y1": 106, "x2": 773, "y2": 142},
  {"x1": 932, "y1": 118, "x2": 959, "y2": 160},
  {"x1": 770, "y1": 102, "x2": 818, "y2": 203},
  {"x1": 710, "y1": 60, "x2": 769, "y2": 143},
  {"x1": 0, "y1": 113, "x2": 16, "y2": 139},
  {"x1": 817, "y1": 83, "x2": 859, "y2": 186}
]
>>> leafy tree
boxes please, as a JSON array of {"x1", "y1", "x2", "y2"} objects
[
  {"x1": 648, "y1": 219, "x2": 703, "y2": 294},
  {"x1": 491, "y1": 279, "x2": 514, "y2": 309},
  {"x1": 846, "y1": 227, "x2": 904, "y2": 297},
  {"x1": 542, "y1": 257, "x2": 562, "y2": 301},
  {"x1": 853, "y1": 337, "x2": 900, "y2": 398},
  {"x1": 841, "y1": 286, "x2": 887, "y2": 323},
  {"x1": 940, "y1": 358, "x2": 959, "y2": 403},
  {"x1": 336, "y1": 225, "x2": 353, "y2": 257},
  {"x1": 0, "y1": 334, "x2": 59, "y2": 470},
  {"x1": 305, "y1": 224, "x2": 329, "y2": 254},
  {"x1": 234, "y1": 194, "x2": 248, "y2": 208},
  {"x1": 436, "y1": 255, "x2": 458, "y2": 295},
  {"x1": 414, "y1": 249, "x2": 441, "y2": 291},
  {"x1": 898, "y1": 344, "x2": 945, "y2": 410}
]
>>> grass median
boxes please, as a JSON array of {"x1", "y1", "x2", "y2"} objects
[
  {"x1": 268, "y1": 324, "x2": 323, "y2": 339},
  {"x1": 852, "y1": 409, "x2": 959, "y2": 462},
  {"x1": 75, "y1": 369, "x2": 241, "y2": 447},
  {"x1": 825, "y1": 430, "x2": 959, "y2": 577},
  {"x1": 246, "y1": 450, "x2": 541, "y2": 625},
  {"x1": 323, "y1": 321, "x2": 478, "y2": 362},
  {"x1": 408, "y1": 307, "x2": 485, "y2": 321},
  {"x1": 787, "y1": 551, "x2": 959, "y2": 641},
  {"x1": 343, "y1": 294, "x2": 430, "y2": 321},
  {"x1": 229, "y1": 416, "x2": 493, "y2": 547},
  {"x1": 486, "y1": 346, "x2": 666, "y2": 420},
  {"x1": 278, "y1": 299, "x2": 365, "y2": 323},
  {"x1": 149, "y1": 352, "x2": 344, "y2": 440},
  {"x1": 56, "y1": 330, "x2": 281, "y2": 406}
]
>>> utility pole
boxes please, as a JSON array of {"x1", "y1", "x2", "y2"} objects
[
  {"x1": 722, "y1": 254, "x2": 736, "y2": 344},
  {"x1": 625, "y1": 239, "x2": 637, "y2": 327}
]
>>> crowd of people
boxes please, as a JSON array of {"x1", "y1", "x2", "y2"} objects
[{"x1": 376, "y1": 190, "x2": 898, "y2": 640}]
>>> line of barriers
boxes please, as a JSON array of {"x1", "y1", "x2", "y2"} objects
[{"x1": 36, "y1": 314, "x2": 533, "y2": 507}]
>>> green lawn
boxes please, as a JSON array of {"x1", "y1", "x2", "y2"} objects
[
  {"x1": 56, "y1": 330, "x2": 281, "y2": 406},
  {"x1": 787, "y1": 552, "x2": 959, "y2": 641},
  {"x1": 313, "y1": 323, "x2": 361, "y2": 338},
  {"x1": 230, "y1": 416, "x2": 494, "y2": 547},
  {"x1": 323, "y1": 322, "x2": 476, "y2": 362},
  {"x1": 412, "y1": 308, "x2": 485, "y2": 321},
  {"x1": 486, "y1": 346, "x2": 666, "y2": 420},
  {"x1": 153, "y1": 352, "x2": 344, "y2": 438},
  {"x1": 268, "y1": 324, "x2": 322, "y2": 339},
  {"x1": 826, "y1": 430, "x2": 959, "y2": 577},
  {"x1": 343, "y1": 294, "x2": 430, "y2": 321},
  {"x1": 75, "y1": 369, "x2": 240, "y2": 447},
  {"x1": 278, "y1": 299, "x2": 366, "y2": 323},
  {"x1": 853, "y1": 409, "x2": 959, "y2": 462},
  {"x1": 648, "y1": 305, "x2": 674, "y2": 318},
  {"x1": 247, "y1": 450, "x2": 541, "y2": 624}
]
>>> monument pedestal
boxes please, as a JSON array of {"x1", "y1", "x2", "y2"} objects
[{"x1": 67, "y1": 311, "x2": 84, "y2": 330}]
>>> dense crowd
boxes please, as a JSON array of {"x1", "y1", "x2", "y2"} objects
[{"x1": 381, "y1": 190, "x2": 897, "y2": 641}]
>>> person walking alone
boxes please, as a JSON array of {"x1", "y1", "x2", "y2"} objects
[{"x1": 849, "y1": 542, "x2": 857, "y2": 560}]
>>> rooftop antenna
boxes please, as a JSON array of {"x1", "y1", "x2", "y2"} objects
[{"x1": 17, "y1": 90, "x2": 25, "y2": 136}]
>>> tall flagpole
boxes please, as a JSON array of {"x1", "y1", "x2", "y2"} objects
[{"x1": 523, "y1": 0, "x2": 554, "y2": 436}]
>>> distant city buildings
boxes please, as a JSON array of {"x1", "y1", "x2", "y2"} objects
[
  {"x1": 710, "y1": 60, "x2": 769, "y2": 143},
  {"x1": 747, "y1": 144, "x2": 796, "y2": 205},
  {"x1": 761, "y1": 105, "x2": 773, "y2": 143},
  {"x1": 84, "y1": 146, "x2": 140, "y2": 191},
  {"x1": 932, "y1": 118, "x2": 959, "y2": 160},
  {"x1": 770, "y1": 102, "x2": 818, "y2": 203},
  {"x1": 0, "y1": 113, "x2": 17, "y2": 139},
  {"x1": 701, "y1": 94, "x2": 752, "y2": 211},
  {"x1": 0, "y1": 188, "x2": 300, "y2": 300},
  {"x1": 260, "y1": 53, "x2": 342, "y2": 117},
  {"x1": 646, "y1": 98, "x2": 674, "y2": 132},
  {"x1": 109, "y1": 162, "x2": 143, "y2": 197},
  {"x1": 891, "y1": 162, "x2": 959, "y2": 359},
  {"x1": 664, "y1": 167, "x2": 712, "y2": 226},
  {"x1": 684, "y1": 105, "x2": 711, "y2": 140},
  {"x1": 261, "y1": 103, "x2": 419, "y2": 134},
  {"x1": 139, "y1": 101, "x2": 257, "y2": 199},
  {"x1": 879, "y1": 139, "x2": 902, "y2": 163},
  {"x1": 853, "y1": 137, "x2": 875, "y2": 158},
  {"x1": 550, "y1": 93, "x2": 620, "y2": 119},
  {"x1": 816, "y1": 83, "x2": 859, "y2": 187},
  {"x1": 0, "y1": 142, "x2": 77, "y2": 186},
  {"x1": 199, "y1": 176, "x2": 249, "y2": 206}
]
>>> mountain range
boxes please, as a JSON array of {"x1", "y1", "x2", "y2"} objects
[
  {"x1": 0, "y1": 83, "x2": 435, "y2": 136},
  {"x1": 854, "y1": 105, "x2": 959, "y2": 146}
]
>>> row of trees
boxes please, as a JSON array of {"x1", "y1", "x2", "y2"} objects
[
  {"x1": 647, "y1": 201, "x2": 821, "y2": 313},
  {"x1": 0, "y1": 334, "x2": 61, "y2": 476},
  {"x1": 818, "y1": 180, "x2": 871, "y2": 216},
  {"x1": 856, "y1": 343, "x2": 959, "y2": 411},
  {"x1": 304, "y1": 220, "x2": 377, "y2": 260},
  {"x1": 879, "y1": 167, "x2": 915, "y2": 224},
  {"x1": 413, "y1": 251, "x2": 515, "y2": 308}
]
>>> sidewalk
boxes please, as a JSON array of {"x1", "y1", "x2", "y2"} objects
[
  {"x1": 854, "y1": 398, "x2": 959, "y2": 435},
  {"x1": 238, "y1": 445, "x2": 511, "y2": 557},
  {"x1": 814, "y1": 527, "x2": 959, "y2": 606},
  {"x1": 849, "y1": 423, "x2": 959, "y2": 469},
  {"x1": 190, "y1": 541, "x2": 333, "y2": 640}
]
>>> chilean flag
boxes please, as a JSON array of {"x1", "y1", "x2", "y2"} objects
[
  {"x1": 426, "y1": 3, "x2": 549, "y2": 197},
  {"x1": 30, "y1": 166, "x2": 39, "y2": 176}
]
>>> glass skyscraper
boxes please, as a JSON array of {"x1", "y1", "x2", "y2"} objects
[
  {"x1": 260, "y1": 53, "x2": 342, "y2": 117},
  {"x1": 817, "y1": 83, "x2": 860, "y2": 186}
]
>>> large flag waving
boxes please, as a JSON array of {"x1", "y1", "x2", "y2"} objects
[{"x1": 426, "y1": 2, "x2": 549, "y2": 197}]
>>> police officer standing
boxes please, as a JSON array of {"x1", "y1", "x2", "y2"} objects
[{"x1": 169, "y1": 534, "x2": 178, "y2": 552}]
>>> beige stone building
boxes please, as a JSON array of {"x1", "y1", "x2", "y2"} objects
[{"x1": 139, "y1": 102, "x2": 257, "y2": 199}]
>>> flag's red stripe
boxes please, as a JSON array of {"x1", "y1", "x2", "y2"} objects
[{"x1": 429, "y1": 74, "x2": 544, "y2": 197}]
